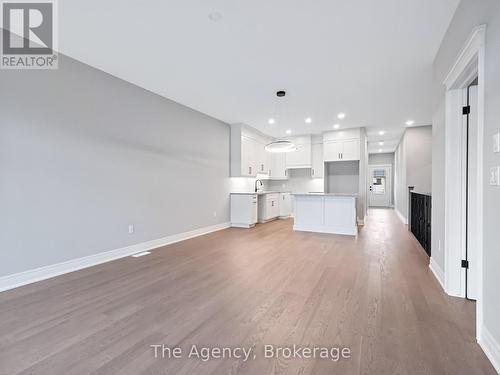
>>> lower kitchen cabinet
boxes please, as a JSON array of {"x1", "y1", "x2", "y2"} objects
[
  {"x1": 279, "y1": 193, "x2": 292, "y2": 218},
  {"x1": 258, "y1": 193, "x2": 280, "y2": 223},
  {"x1": 230, "y1": 193, "x2": 258, "y2": 228}
]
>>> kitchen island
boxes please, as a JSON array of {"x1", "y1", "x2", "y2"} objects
[{"x1": 293, "y1": 193, "x2": 357, "y2": 236}]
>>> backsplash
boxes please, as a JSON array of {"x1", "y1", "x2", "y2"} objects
[{"x1": 229, "y1": 169, "x2": 324, "y2": 194}]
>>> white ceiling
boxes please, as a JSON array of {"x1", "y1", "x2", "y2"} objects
[{"x1": 59, "y1": 0, "x2": 459, "y2": 153}]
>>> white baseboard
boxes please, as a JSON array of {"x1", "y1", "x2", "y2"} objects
[
  {"x1": 429, "y1": 257, "x2": 445, "y2": 292},
  {"x1": 0, "y1": 222, "x2": 230, "y2": 293},
  {"x1": 293, "y1": 224, "x2": 357, "y2": 236},
  {"x1": 479, "y1": 326, "x2": 500, "y2": 374},
  {"x1": 395, "y1": 208, "x2": 408, "y2": 224}
]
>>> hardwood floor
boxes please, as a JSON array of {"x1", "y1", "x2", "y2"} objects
[{"x1": 0, "y1": 208, "x2": 495, "y2": 375}]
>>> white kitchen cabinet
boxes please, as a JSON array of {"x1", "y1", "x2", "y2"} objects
[
  {"x1": 230, "y1": 193, "x2": 258, "y2": 228},
  {"x1": 323, "y1": 139, "x2": 360, "y2": 161},
  {"x1": 240, "y1": 135, "x2": 258, "y2": 176},
  {"x1": 285, "y1": 136, "x2": 312, "y2": 168},
  {"x1": 279, "y1": 193, "x2": 292, "y2": 218},
  {"x1": 256, "y1": 142, "x2": 269, "y2": 174},
  {"x1": 258, "y1": 193, "x2": 280, "y2": 223},
  {"x1": 311, "y1": 143, "x2": 324, "y2": 178},
  {"x1": 268, "y1": 152, "x2": 288, "y2": 180},
  {"x1": 340, "y1": 139, "x2": 360, "y2": 161},
  {"x1": 323, "y1": 129, "x2": 361, "y2": 162},
  {"x1": 231, "y1": 125, "x2": 271, "y2": 177}
]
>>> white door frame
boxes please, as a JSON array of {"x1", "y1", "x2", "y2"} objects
[
  {"x1": 443, "y1": 25, "x2": 485, "y2": 340},
  {"x1": 368, "y1": 164, "x2": 392, "y2": 207}
]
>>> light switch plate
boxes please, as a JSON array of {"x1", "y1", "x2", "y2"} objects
[
  {"x1": 494, "y1": 133, "x2": 500, "y2": 153},
  {"x1": 490, "y1": 166, "x2": 500, "y2": 186}
]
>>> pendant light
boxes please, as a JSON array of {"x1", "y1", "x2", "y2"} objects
[{"x1": 265, "y1": 90, "x2": 297, "y2": 153}]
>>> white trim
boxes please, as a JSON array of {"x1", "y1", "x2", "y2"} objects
[
  {"x1": 429, "y1": 257, "x2": 445, "y2": 291},
  {"x1": 444, "y1": 25, "x2": 486, "y2": 89},
  {"x1": 395, "y1": 208, "x2": 407, "y2": 224},
  {"x1": 443, "y1": 24, "x2": 486, "y2": 343},
  {"x1": 0, "y1": 222, "x2": 230, "y2": 292},
  {"x1": 479, "y1": 327, "x2": 500, "y2": 374}
]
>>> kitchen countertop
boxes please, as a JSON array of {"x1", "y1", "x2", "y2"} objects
[
  {"x1": 293, "y1": 193, "x2": 358, "y2": 197},
  {"x1": 230, "y1": 191, "x2": 289, "y2": 195}
]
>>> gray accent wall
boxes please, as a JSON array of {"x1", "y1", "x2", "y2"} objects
[
  {"x1": 394, "y1": 126, "x2": 432, "y2": 221},
  {"x1": 432, "y1": 0, "x2": 500, "y2": 353},
  {"x1": 0, "y1": 53, "x2": 230, "y2": 277}
]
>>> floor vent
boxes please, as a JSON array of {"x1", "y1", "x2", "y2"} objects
[{"x1": 131, "y1": 251, "x2": 151, "y2": 258}]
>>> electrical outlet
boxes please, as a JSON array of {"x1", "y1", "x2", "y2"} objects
[
  {"x1": 128, "y1": 224, "x2": 135, "y2": 234},
  {"x1": 490, "y1": 166, "x2": 500, "y2": 186},
  {"x1": 494, "y1": 133, "x2": 500, "y2": 153}
]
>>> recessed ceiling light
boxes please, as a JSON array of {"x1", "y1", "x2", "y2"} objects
[
  {"x1": 378, "y1": 149, "x2": 383, "y2": 153},
  {"x1": 208, "y1": 11, "x2": 223, "y2": 21},
  {"x1": 286, "y1": 129, "x2": 292, "y2": 135},
  {"x1": 405, "y1": 120, "x2": 415, "y2": 126},
  {"x1": 378, "y1": 141, "x2": 384, "y2": 146},
  {"x1": 305, "y1": 117, "x2": 312, "y2": 124},
  {"x1": 268, "y1": 118, "x2": 275, "y2": 125},
  {"x1": 378, "y1": 130, "x2": 385, "y2": 135},
  {"x1": 333, "y1": 124, "x2": 340, "y2": 129},
  {"x1": 337, "y1": 113, "x2": 346, "y2": 119}
]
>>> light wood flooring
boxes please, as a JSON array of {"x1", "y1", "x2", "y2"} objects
[{"x1": 0, "y1": 208, "x2": 496, "y2": 374}]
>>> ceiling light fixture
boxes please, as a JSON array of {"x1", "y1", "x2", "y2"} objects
[
  {"x1": 378, "y1": 130, "x2": 385, "y2": 135},
  {"x1": 305, "y1": 117, "x2": 312, "y2": 124},
  {"x1": 268, "y1": 118, "x2": 275, "y2": 124},
  {"x1": 378, "y1": 141, "x2": 384, "y2": 146},
  {"x1": 405, "y1": 120, "x2": 415, "y2": 126},
  {"x1": 265, "y1": 140, "x2": 297, "y2": 153},
  {"x1": 337, "y1": 113, "x2": 346, "y2": 119},
  {"x1": 333, "y1": 124, "x2": 340, "y2": 129},
  {"x1": 378, "y1": 149, "x2": 383, "y2": 153},
  {"x1": 286, "y1": 129, "x2": 292, "y2": 135}
]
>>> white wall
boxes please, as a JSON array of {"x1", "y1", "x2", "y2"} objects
[
  {"x1": 406, "y1": 126, "x2": 433, "y2": 194},
  {"x1": 432, "y1": 0, "x2": 500, "y2": 365},
  {"x1": 368, "y1": 152, "x2": 394, "y2": 166},
  {"x1": 394, "y1": 134, "x2": 408, "y2": 220},
  {"x1": 0, "y1": 52, "x2": 231, "y2": 277}
]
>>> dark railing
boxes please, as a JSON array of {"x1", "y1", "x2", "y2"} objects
[{"x1": 410, "y1": 192, "x2": 431, "y2": 257}]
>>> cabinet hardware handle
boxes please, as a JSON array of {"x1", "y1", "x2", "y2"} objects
[
  {"x1": 312, "y1": 168, "x2": 314, "y2": 175},
  {"x1": 249, "y1": 166, "x2": 252, "y2": 174}
]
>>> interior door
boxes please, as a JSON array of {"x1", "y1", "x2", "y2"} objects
[
  {"x1": 466, "y1": 84, "x2": 478, "y2": 300},
  {"x1": 368, "y1": 165, "x2": 392, "y2": 207}
]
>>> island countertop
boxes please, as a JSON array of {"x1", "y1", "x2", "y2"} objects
[{"x1": 293, "y1": 193, "x2": 357, "y2": 197}]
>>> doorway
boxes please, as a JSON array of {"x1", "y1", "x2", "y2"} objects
[
  {"x1": 443, "y1": 25, "x2": 485, "y2": 340},
  {"x1": 368, "y1": 165, "x2": 392, "y2": 207},
  {"x1": 466, "y1": 80, "x2": 479, "y2": 300}
]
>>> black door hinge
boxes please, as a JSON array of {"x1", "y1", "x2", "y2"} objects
[
  {"x1": 461, "y1": 259, "x2": 469, "y2": 269},
  {"x1": 463, "y1": 106, "x2": 470, "y2": 115}
]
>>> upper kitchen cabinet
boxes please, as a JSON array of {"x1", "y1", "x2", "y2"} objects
[
  {"x1": 231, "y1": 124, "x2": 271, "y2": 177},
  {"x1": 311, "y1": 142, "x2": 324, "y2": 178},
  {"x1": 268, "y1": 152, "x2": 288, "y2": 180},
  {"x1": 285, "y1": 135, "x2": 312, "y2": 169},
  {"x1": 323, "y1": 128, "x2": 361, "y2": 162}
]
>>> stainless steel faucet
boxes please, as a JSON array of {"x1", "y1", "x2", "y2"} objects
[{"x1": 254, "y1": 179, "x2": 263, "y2": 192}]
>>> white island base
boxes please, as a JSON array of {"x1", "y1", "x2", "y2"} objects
[{"x1": 293, "y1": 194, "x2": 358, "y2": 236}]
